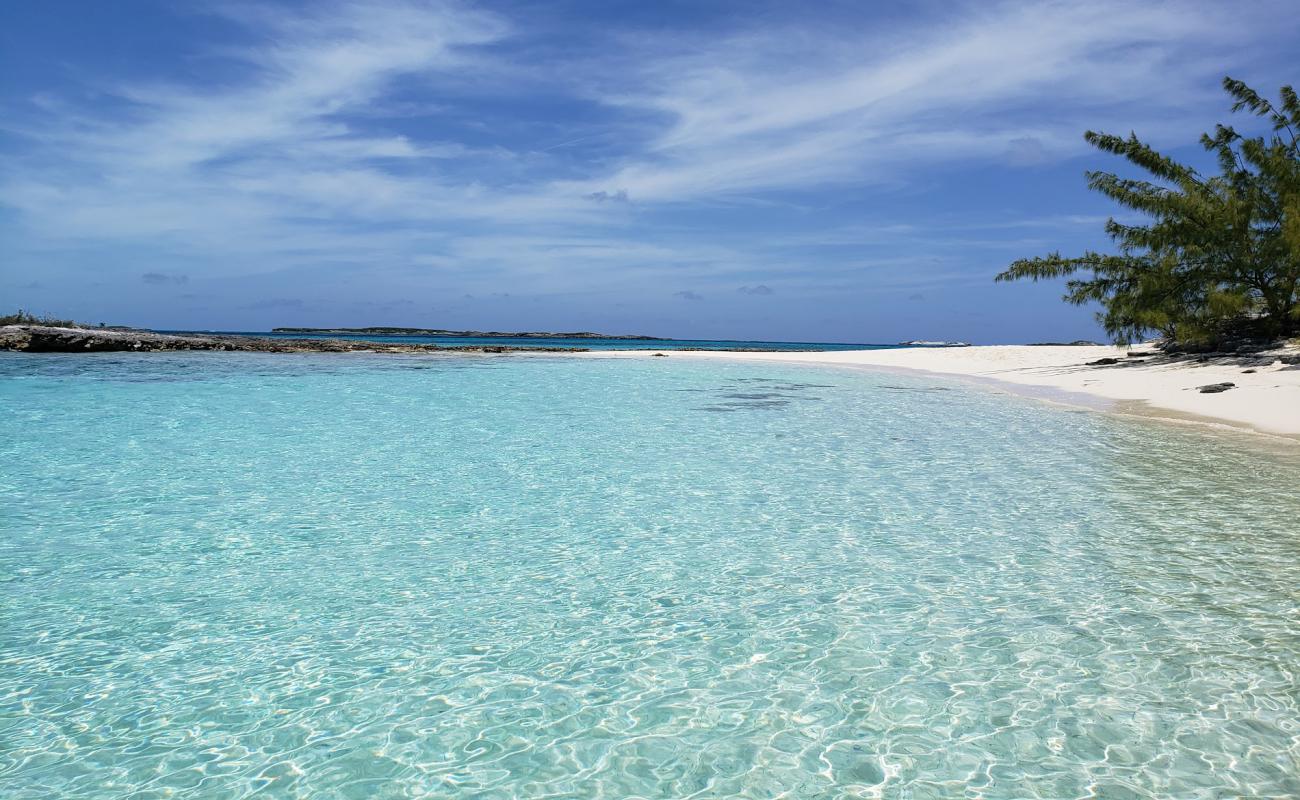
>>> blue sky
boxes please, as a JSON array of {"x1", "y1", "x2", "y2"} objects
[{"x1": 2, "y1": 1, "x2": 1296, "y2": 342}]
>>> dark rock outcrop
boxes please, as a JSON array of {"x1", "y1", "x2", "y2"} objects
[
  {"x1": 0, "y1": 326, "x2": 588, "y2": 355},
  {"x1": 1196, "y1": 382, "x2": 1236, "y2": 394}
]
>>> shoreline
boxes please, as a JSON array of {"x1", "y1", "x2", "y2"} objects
[
  {"x1": 575, "y1": 344, "x2": 1300, "y2": 440},
  {"x1": 7, "y1": 324, "x2": 1297, "y2": 439},
  {"x1": 0, "y1": 325, "x2": 810, "y2": 355},
  {"x1": 0, "y1": 325, "x2": 590, "y2": 354}
]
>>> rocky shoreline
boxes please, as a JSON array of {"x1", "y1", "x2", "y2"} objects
[{"x1": 0, "y1": 325, "x2": 590, "y2": 354}]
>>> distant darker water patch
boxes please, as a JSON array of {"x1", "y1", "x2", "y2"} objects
[
  {"x1": 202, "y1": 331, "x2": 897, "y2": 352},
  {"x1": 691, "y1": 375, "x2": 835, "y2": 412},
  {"x1": 880, "y1": 385, "x2": 952, "y2": 393},
  {"x1": 0, "y1": 351, "x2": 506, "y2": 384},
  {"x1": 718, "y1": 392, "x2": 790, "y2": 400},
  {"x1": 695, "y1": 400, "x2": 794, "y2": 412}
]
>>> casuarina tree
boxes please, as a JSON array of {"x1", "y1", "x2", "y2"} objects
[{"x1": 997, "y1": 78, "x2": 1300, "y2": 346}]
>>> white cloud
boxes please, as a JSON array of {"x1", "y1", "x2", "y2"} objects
[
  {"x1": 574, "y1": 0, "x2": 1259, "y2": 201},
  {"x1": 0, "y1": 0, "x2": 550, "y2": 243},
  {"x1": 106, "y1": 1, "x2": 507, "y2": 168},
  {"x1": 0, "y1": 0, "x2": 1293, "y2": 307}
]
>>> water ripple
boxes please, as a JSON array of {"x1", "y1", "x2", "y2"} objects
[{"x1": 1, "y1": 353, "x2": 1299, "y2": 798}]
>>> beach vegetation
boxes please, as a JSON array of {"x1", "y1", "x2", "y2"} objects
[
  {"x1": 0, "y1": 309, "x2": 79, "y2": 328},
  {"x1": 997, "y1": 78, "x2": 1300, "y2": 346}
]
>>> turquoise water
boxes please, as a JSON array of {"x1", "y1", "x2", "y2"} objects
[{"x1": 2, "y1": 352, "x2": 1299, "y2": 799}]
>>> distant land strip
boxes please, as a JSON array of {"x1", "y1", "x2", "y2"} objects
[
  {"x1": 0, "y1": 325, "x2": 590, "y2": 354},
  {"x1": 0, "y1": 325, "x2": 805, "y2": 354},
  {"x1": 272, "y1": 327, "x2": 664, "y2": 340}
]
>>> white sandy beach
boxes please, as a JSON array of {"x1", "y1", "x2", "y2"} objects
[{"x1": 588, "y1": 344, "x2": 1300, "y2": 438}]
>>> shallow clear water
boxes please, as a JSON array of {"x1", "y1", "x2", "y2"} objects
[{"x1": 2, "y1": 352, "x2": 1298, "y2": 799}]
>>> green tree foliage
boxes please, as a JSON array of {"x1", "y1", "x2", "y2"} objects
[
  {"x1": 0, "y1": 309, "x2": 78, "y2": 328},
  {"x1": 996, "y1": 78, "x2": 1300, "y2": 345}
]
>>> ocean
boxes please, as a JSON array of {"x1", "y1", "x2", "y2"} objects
[
  {"x1": 2, "y1": 351, "x2": 1298, "y2": 798},
  {"x1": 164, "y1": 331, "x2": 906, "y2": 351}
]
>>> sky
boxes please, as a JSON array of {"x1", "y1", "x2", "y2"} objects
[{"x1": 1, "y1": 1, "x2": 1297, "y2": 343}]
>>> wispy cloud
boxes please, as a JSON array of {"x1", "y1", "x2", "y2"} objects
[
  {"x1": 5, "y1": 1, "x2": 1264, "y2": 238},
  {"x1": 1, "y1": 0, "x2": 539, "y2": 246},
  {"x1": 573, "y1": 1, "x2": 1261, "y2": 201},
  {"x1": 0, "y1": 0, "x2": 1294, "y2": 338}
]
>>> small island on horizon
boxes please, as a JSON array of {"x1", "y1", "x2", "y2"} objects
[{"x1": 272, "y1": 326, "x2": 664, "y2": 340}]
